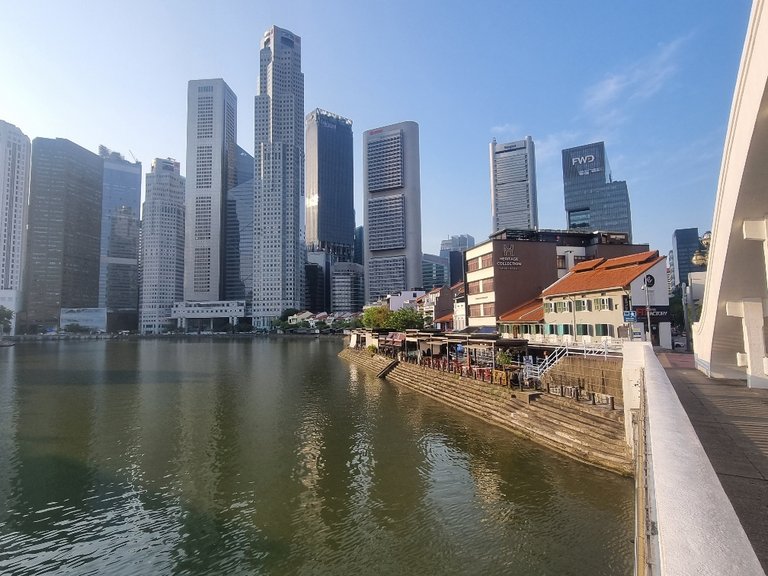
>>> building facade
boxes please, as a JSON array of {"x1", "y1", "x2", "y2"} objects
[
  {"x1": 465, "y1": 228, "x2": 649, "y2": 327},
  {"x1": 422, "y1": 253, "x2": 449, "y2": 290},
  {"x1": 223, "y1": 146, "x2": 254, "y2": 302},
  {"x1": 0, "y1": 121, "x2": 31, "y2": 335},
  {"x1": 330, "y1": 262, "x2": 364, "y2": 313},
  {"x1": 253, "y1": 26, "x2": 305, "y2": 328},
  {"x1": 25, "y1": 138, "x2": 103, "y2": 331},
  {"x1": 184, "y1": 78, "x2": 238, "y2": 302},
  {"x1": 363, "y1": 121, "x2": 422, "y2": 302},
  {"x1": 139, "y1": 158, "x2": 185, "y2": 334},
  {"x1": 671, "y1": 227, "x2": 706, "y2": 287},
  {"x1": 98, "y1": 146, "x2": 141, "y2": 329},
  {"x1": 490, "y1": 137, "x2": 538, "y2": 231},
  {"x1": 305, "y1": 109, "x2": 354, "y2": 259},
  {"x1": 562, "y1": 142, "x2": 632, "y2": 239},
  {"x1": 439, "y1": 234, "x2": 475, "y2": 259}
]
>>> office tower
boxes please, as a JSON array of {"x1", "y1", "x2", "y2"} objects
[
  {"x1": 98, "y1": 146, "x2": 141, "y2": 330},
  {"x1": 139, "y1": 158, "x2": 185, "y2": 334},
  {"x1": 562, "y1": 141, "x2": 632, "y2": 239},
  {"x1": 185, "y1": 78, "x2": 237, "y2": 302},
  {"x1": 353, "y1": 225, "x2": 364, "y2": 266},
  {"x1": 422, "y1": 253, "x2": 449, "y2": 290},
  {"x1": 253, "y1": 26, "x2": 305, "y2": 328},
  {"x1": 306, "y1": 109, "x2": 354, "y2": 259},
  {"x1": 490, "y1": 137, "x2": 538, "y2": 231},
  {"x1": 0, "y1": 121, "x2": 31, "y2": 335},
  {"x1": 25, "y1": 138, "x2": 103, "y2": 330},
  {"x1": 439, "y1": 234, "x2": 475, "y2": 259},
  {"x1": 448, "y1": 251, "x2": 464, "y2": 286},
  {"x1": 363, "y1": 121, "x2": 422, "y2": 302},
  {"x1": 224, "y1": 146, "x2": 254, "y2": 302},
  {"x1": 672, "y1": 228, "x2": 706, "y2": 287},
  {"x1": 330, "y1": 262, "x2": 364, "y2": 312}
]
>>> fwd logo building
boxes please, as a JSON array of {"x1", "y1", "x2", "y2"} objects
[{"x1": 561, "y1": 141, "x2": 633, "y2": 241}]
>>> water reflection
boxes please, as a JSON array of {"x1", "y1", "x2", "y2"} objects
[{"x1": 0, "y1": 339, "x2": 632, "y2": 575}]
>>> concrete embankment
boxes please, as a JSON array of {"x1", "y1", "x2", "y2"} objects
[{"x1": 339, "y1": 348, "x2": 632, "y2": 475}]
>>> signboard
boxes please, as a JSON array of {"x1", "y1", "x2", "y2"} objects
[
  {"x1": 496, "y1": 242, "x2": 523, "y2": 270},
  {"x1": 633, "y1": 305, "x2": 670, "y2": 323},
  {"x1": 623, "y1": 310, "x2": 637, "y2": 323}
]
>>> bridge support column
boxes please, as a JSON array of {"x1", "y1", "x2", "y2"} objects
[{"x1": 725, "y1": 299, "x2": 768, "y2": 388}]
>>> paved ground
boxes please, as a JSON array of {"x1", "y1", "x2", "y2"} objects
[{"x1": 658, "y1": 352, "x2": 768, "y2": 572}]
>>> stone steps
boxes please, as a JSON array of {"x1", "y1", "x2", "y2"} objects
[{"x1": 339, "y1": 350, "x2": 632, "y2": 476}]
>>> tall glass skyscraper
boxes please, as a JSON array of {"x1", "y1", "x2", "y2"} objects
[
  {"x1": 439, "y1": 234, "x2": 475, "y2": 259},
  {"x1": 224, "y1": 145, "x2": 254, "y2": 302},
  {"x1": 98, "y1": 146, "x2": 141, "y2": 329},
  {"x1": 253, "y1": 26, "x2": 304, "y2": 328},
  {"x1": 184, "y1": 78, "x2": 238, "y2": 302},
  {"x1": 25, "y1": 138, "x2": 103, "y2": 330},
  {"x1": 562, "y1": 142, "x2": 632, "y2": 240},
  {"x1": 139, "y1": 158, "x2": 185, "y2": 334},
  {"x1": 305, "y1": 109, "x2": 354, "y2": 260},
  {"x1": 490, "y1": 137, "x2": 538, "y2": 231},
  {"x1": 672, "y1": 227, "x2": 706, "y2": 286},
  {"x1": 364, "y1": 121, "x2": 422, "y2": 302},
  {"x1": 0, "y1": 121, "x2": 30, "y2": 335}
]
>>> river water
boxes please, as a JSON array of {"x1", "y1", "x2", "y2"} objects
[{"x1": 0, "y1": 338, "x2": 633, "y2": 575}]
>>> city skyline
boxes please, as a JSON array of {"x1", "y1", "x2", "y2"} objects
[{"x1": 0, "y1": 1, "x2": 752, "y2": 258}]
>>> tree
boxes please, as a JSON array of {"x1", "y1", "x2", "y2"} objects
[
  {"x1": 280, "y1": 308, "x2": 300, "y2": 322},
  {"x1": 362, "y1": 306, "x2": 391, "y2": 329},
  {"x1": 386, "y1": 308, "x2": 424, "y2": 331},
  {"x1": 0, "y1": 305, "x2": 12, "y2": 335},
  {"x1": 668, "y1": 286, "x2": 685, "y2": 332}
]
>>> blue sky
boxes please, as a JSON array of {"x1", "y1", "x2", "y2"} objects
[{"x1": 0, "y1": 0, "x2": 753, "y2": 257}]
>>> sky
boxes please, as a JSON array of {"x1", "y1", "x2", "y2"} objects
[{"x1": 0, "y1": 0, "x2": 754, "y2": 258}]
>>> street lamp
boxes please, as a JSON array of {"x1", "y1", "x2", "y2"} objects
[{"x1": 642, "y1": 274, "x2": 655, "y2": 343}]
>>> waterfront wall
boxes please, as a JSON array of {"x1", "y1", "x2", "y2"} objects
[
  {"x1": 339, "y1": 347, "x2": 632, "y2": 475},
  {"x1": 624, "y1": 342, "x2": 763, "y2": 576},
  {"x1": 541, "y1": 356, "x2": 623, "y2": 403}
]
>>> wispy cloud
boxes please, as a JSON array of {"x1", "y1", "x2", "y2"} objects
[
  {"x1": 582, "y1": 35, "x2": 689, "y2": 126},
  {"x1": 490, "y1": 122, "x2": 520, "y2": 136}
]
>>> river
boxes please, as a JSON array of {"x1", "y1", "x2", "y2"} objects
[{"x1": 0, "y1": 338, "x2": 632, "y2": 575}]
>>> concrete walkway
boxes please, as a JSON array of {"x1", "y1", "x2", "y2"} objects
[{"x1": 658, "y1": 352, "x2": 768, "y2": 572}]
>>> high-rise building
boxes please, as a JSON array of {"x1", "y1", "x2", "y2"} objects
[
  {"x1": 184, "y1": 78, "x2": 237, "y2": 302},
  {"x1": 562, "y1": 142, "x2": 632, "y2": 239},
  {"x1": 439, "y1": 234, "x2": 475, "y2": 259},
  {"x1": 98, "y1": 146, "x2": 141, "y2": 330},
  {"x1": 422, "y1": 253, "x2": 449, "y2": 290},
  {"x1": 0, "y1": 121, "x2": 31, "y2": 335},
  {"x1": 139, "y1": 158, "x2": 185, "y2": 334},
  {"x1": 672, "y1": 228, "x2": 706, "y2": 287},
  {"x1": 224, "y1": 146, "x2": 255, "y2": 302},
  {"x1": 330, "y1": 262, "x2": 364, "y2": 313},
  {"x1": 306, "y1": 109, "x2": 354, "y2": 259},
  {"x1": 363, "y1": 121, "x2": 422, "y2": 302},
  {"x1": 353, "y1": 225, "x2": 364, "y2": 266},
  {"x1": 253, "y1": 26, "x2": 305, "y2": 328},
  {"x1": 490, "y1": 137, "x2": 538, "y2": 231},
  {"x1": 25, "y1": 138, "x2": 103, "y2": 331}
]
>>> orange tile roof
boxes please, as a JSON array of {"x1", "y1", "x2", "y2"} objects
[
  {"x1": 434, "y1": 312, "x2": 454, "y2": 323},
  {"x1": 541, "y1": 250, "x2": 664, "y2": 297},
  {"x1": 499, "y1": 298, "x2": 544, "y2": 323}
]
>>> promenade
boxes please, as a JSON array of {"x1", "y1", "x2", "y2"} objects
[{"x1": 658, "y1": 352, "x2": 768, "y2": 572}]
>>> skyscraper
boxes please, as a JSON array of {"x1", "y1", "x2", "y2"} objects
[
  {"x1": 0, "y1": 121, "x2": 31, "y2": 335},
  {"x1": 439, "y1": 234, "x2": 475, "y2": 258},
  {"x1": 98, "y1": 146, "x2": 141, "y2": 329},
  {"x1": 672, "y1": 227, "x2": 706, "y2": 287},
  {"x1": 562, "y1": 142, "x2": 632, "y2": 239},
  {"x1": 184, "y1": 78, "x2": 237, "y2": 302},
  {"x1": 25, "y1": 138, "x2": 103, "y2": 330},
  {"x1": 253, "y1": 26, "x2": 304, "y2": 328},
  {"x1": 490, "y1": 137, "x2": 538, "y2": 231},
  {"x1": 223, "y1": 146, "x2": 255, "y2": 302},
  {"x1": 330, "y1": 262, "x2": 364, "y2": 313},
  {"x1": 139, "y1": 158, "x2": 185, "y2": 334},
  {"x1": 305, "y1": 109, "x2": 354, "y2": 259},
  {"x1": 363, "y1": 121, "x2": 422, "y2": 302}
]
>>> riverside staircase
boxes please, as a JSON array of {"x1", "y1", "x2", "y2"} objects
[{"x1": 380, "y1": 356, "x2": 632, "y2": 475}]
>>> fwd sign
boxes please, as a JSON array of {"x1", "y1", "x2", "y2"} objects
[{"x1": 571, "y1": 154, "x2": 595, "y2": 165}]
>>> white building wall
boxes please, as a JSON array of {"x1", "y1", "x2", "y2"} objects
[
  {"x1": 140, "y1": 159, "x2": 186, "y2": 334},
  {"x1": 364, "y1": 121, "x2": 422, "y2": 302},
  {"x1": 253, "y1": 26, "x2": 305, "y2": 328},
  {"x1": 490, "y1": 136, "x2": 538, "y2": 231},
  {"x1": 185, "y1": 79, "x2": 237, "y2": 302},
  {"x1": 0, "y1": 121, "x2": 30, "y2": 336}
]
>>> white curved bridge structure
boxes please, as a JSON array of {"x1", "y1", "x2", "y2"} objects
[{"x1": 694, "y1": 0, "x2": 768, "y2": 389}]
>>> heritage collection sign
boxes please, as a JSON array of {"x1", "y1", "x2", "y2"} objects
[{"x1": 496, "y1": 243, "x2": 524, "y2": 270}]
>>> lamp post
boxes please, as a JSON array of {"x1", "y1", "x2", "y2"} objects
[{"x1": 642, "y1": 274, "x2": 655, "y2": 343}]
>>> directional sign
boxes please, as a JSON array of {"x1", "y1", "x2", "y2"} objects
[{"x1": 623, "y1": 310, "x2": 637, "y2": 322}]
